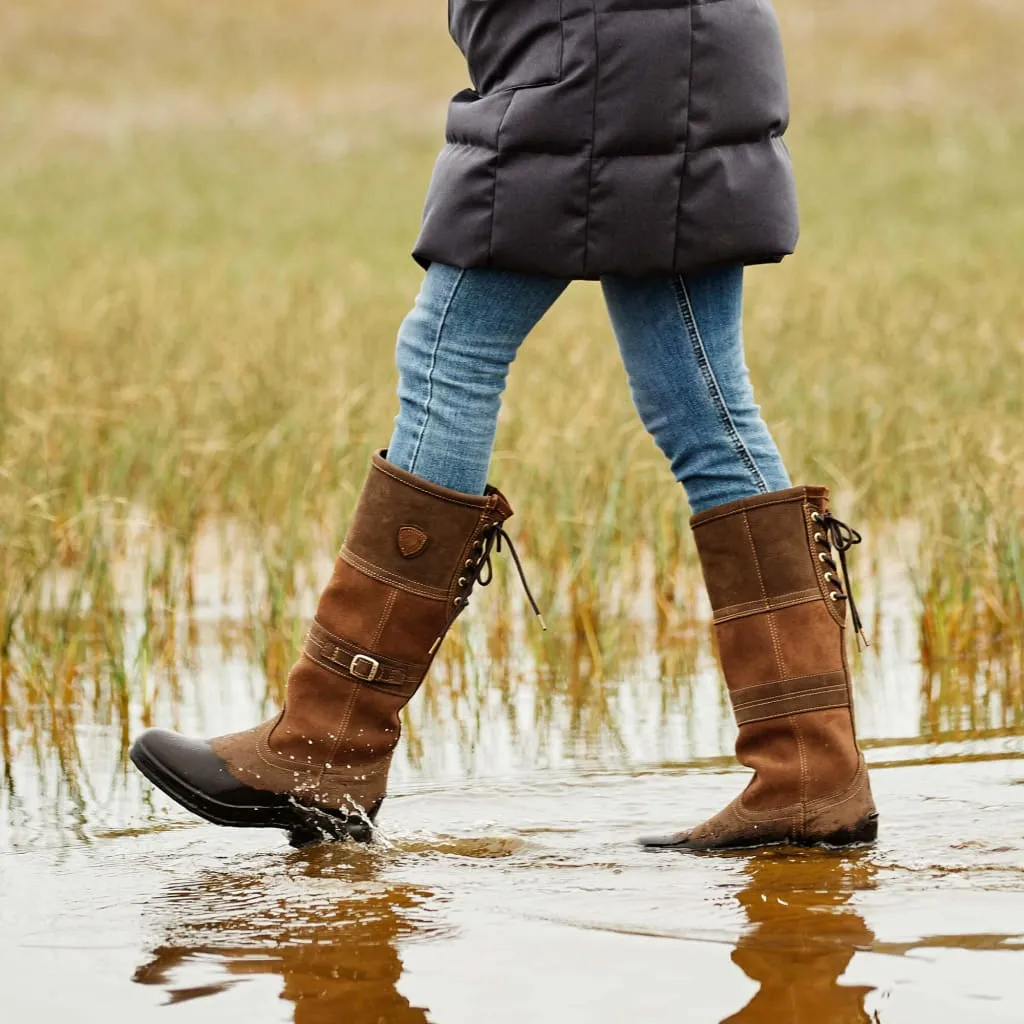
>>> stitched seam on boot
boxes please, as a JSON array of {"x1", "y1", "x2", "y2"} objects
[
  {"x1": 737, "y1": 699, "x2": 849, "y2": 728},
  {"x1": 256, "y1": 742, "x2": 302, "y2": 778},
  {"x1": 370, "y1": 588, "x2": 398, "y2": 650},
  {"x1": 256, "y1": 720, "x2": 319, "y2": 777},
  {"x1": 733, "y1": 688, "x2": 849, "y2": 715},
  {"x1": 340, "y1": 548, "x2": 449, "y2": 600},
  {"x1": 742, "y1": 511, "x2": 786, "y2": 678},
  {"x1": 793, "y1": 714, "x2": 808, "y2": 840},
  {"x1": 262, "y1": 711, "x2": 286, "y2": 761},
  {"x1": 714, "y1": 589, "x2": 821, "y2": 623},
  {"x1": 693, "y1": 493, "x2": 804, "y2": 529},
  {"x1": 731, "y1": 669, "x2": 850, "y2": 699},
  {"x1": 841, "y1": 633, "x2": 860, "y2": 741},
  {"x1": 321, "y1": 753, "x2": 392, "y2": 780},
  {"x1": 805, "y1": 757, "x2": 868, "y2": 814},
  {"x1": 315, "y1": 685, "x2": 361, "y2": 789},
  {"x1": 732, "y1": 794, "x2": 800, "y2": 827},
  {"x1": 374, "y1": 459, "x2": 491, "y2": 509}
]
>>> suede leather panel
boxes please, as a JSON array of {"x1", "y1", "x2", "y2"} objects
[
  {"x1": 264, "y1": 657, "x2": 360, "y2": 768},
  {"x1": 797, "y1": 707, "x2": 860, "y2": 803},
  {"x1": 343, "y1": 453, "x2": 500, "y2": 594},
  {"x1": 671, "y1": 754, "x2": 874, "y2": 851},
  {"x1": 323, "y1": 684, "x2": 408, "y2": 767},
  {"x1": 711, "y1": 589, "x2": 820, "y2": 625},
  {"x1": 715, "y1": 613, "x2": 781, "y2": 689},
  {"x1": 693, "y1": 511, "x2": 766, "y2": 612},
  {"x1": 211, "y1": 719, "x2": 393, "y2": 813},
  {"x1": 746, "y1": 499, "x2": 819, "y2": 600},
  {"x1": 314, "y1": 558, "x2": 396, "y2": 651},
  {"x1": 375, "y1": 590, "x2": 451, "y2": 666},
  {"x1": 803, "y1": 755, "x2": 875, "y2": 833},
  {"x1": 735, "y1": 717, "x2": 803, "y2": 811},
  {"x1": 691, "y1": 486, "x2": 821, "y2": 525},
  {"x1": 681, "y1": 798, "x2": 799, "y2": 849},
  {"x1": 772, "y1": 600, "x2": 846, "y2": 678}
]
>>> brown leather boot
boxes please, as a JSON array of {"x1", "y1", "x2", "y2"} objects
[
  {"x1": 640, "y1": 486, "x2": 879, "y2": 852},
  {"x1": 130, "y1": 450, "x2": 535, "y2": 845}
]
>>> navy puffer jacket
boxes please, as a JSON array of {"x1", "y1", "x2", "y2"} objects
[{"x1": 414, "y1": 0, "x2": 799, "y2": 280}]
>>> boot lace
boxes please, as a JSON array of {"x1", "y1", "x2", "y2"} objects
[
  {"x1": 431, "y1": 524, "x2": 545, "y2": 654},
  {"x1": 810, "y1": 510, "x2": 871, "y2": 648}
]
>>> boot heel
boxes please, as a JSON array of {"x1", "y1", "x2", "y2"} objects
[{"x1": 818, "y1": 811, "x2": 879, "y2": 849}]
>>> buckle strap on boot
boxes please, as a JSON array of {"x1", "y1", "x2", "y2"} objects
[{"x1": 303, "y1": 621, "x2": 427, "y2": 687}]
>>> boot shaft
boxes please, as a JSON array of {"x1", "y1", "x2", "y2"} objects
[
  {"x1": 214, "y1": 451, "x2": 517, "y2": 813},
  {"x1": 313, "y1": 451, "x2": 513, "y2": 693},
  {"x1": 691, "y1": 486, "x2": 861, "y2": 808}
]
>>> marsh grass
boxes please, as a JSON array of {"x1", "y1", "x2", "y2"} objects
[{"x1": 2, "y1": 0, "x2": 1023, "y2": 779}]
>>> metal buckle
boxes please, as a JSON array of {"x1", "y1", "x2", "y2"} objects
[{"x1": 349, "y1": 654, "x2": 380, "y2": 682}]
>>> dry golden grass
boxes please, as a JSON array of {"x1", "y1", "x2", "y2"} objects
[{"x1": 1, "y1": 0, "x2": 1022, "y2": 749}]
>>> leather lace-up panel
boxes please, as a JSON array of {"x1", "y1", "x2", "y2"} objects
[{"x1": 810, "y1": 510, "x2": 868, "y2": 645}]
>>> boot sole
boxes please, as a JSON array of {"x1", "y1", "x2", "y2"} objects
[{"x1": 129, "y1": 737, "x2": 376, "y2": 847}]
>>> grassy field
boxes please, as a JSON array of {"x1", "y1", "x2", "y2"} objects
[{"x1": 2, "y1": 0, "x2": 1023, "y2": 754}]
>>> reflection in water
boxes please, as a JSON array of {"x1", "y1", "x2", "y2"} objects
[
  {"x1": 723, "y1": 850, "x2": 876, "y2": 1024},
  {"x1": 133, "y1": 845, "x2": 430, "y2": 1023}
]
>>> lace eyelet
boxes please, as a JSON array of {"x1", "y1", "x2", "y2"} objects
[
  {"x1": 453, "y1": 596, "x2": 464, "y2": 607},
  {"x1": 814, "y1": 532, "x2": 825, "y2": 543},
  {"x1": 811, "y1": 512, "x2": 822, "y2": 523},
  {"x1": 819, "y1": 553, "x2": 830, "y2": 563},
  {"x1": 830, "y1": 591, "x2": 842, "y2": 601},
  {"x1": 458, "y1": 576, "x2": 467, "y2": 588},
  {"x1": 824, "y1": 572, "x2": 836, "y2": 583},
  {"x1": 465, "y1": 560, "x2": 474, "y2": 568}
]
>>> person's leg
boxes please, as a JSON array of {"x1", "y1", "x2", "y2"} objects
[
  {"x1": 602, "y1": 269, "x2": 875, "y2": 854},
  {"x1": 130, "y1": 263, "x2": 567, "y2": 844},
  {"x1": 388, "y1": 263, "x2": 569, "y2": 495},
  {"x1": 601, "y1": 265, "x2": 789, "y2": 515}
]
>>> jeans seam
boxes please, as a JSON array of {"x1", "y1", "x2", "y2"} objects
[
  {"x1": 408, "y1": 268, "x2": 467, "y2": 475},
  {"x1": 672, "y1": 275, "x2": 769, "y2": 495}
]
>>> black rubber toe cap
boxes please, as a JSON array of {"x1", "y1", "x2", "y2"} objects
[
  {"x1": 130, "y1": 728, "x2": 290, "y2": 815},
  {"x1": 130, "y1": 729, "x2": 384, "y2": 844}
]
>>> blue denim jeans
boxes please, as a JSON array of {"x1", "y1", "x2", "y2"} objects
[{"x1": 387, "y1": 263, "x2": 790, "y2": 513}]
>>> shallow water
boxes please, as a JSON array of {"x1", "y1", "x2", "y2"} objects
[
  {"x1": 5, "y1": 746, "x2": 1024, "y2": 1022},
  {"x1": 3, "y1": 560, "x2": 1023, "y2": 1022}
]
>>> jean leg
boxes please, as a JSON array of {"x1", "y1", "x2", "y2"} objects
[
  {"x1": 601, "y1": 266, "x2": 790, "y2": 514},
  {"x1": 387, "y1": 263, "x2": 568, "y2": 495}
]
